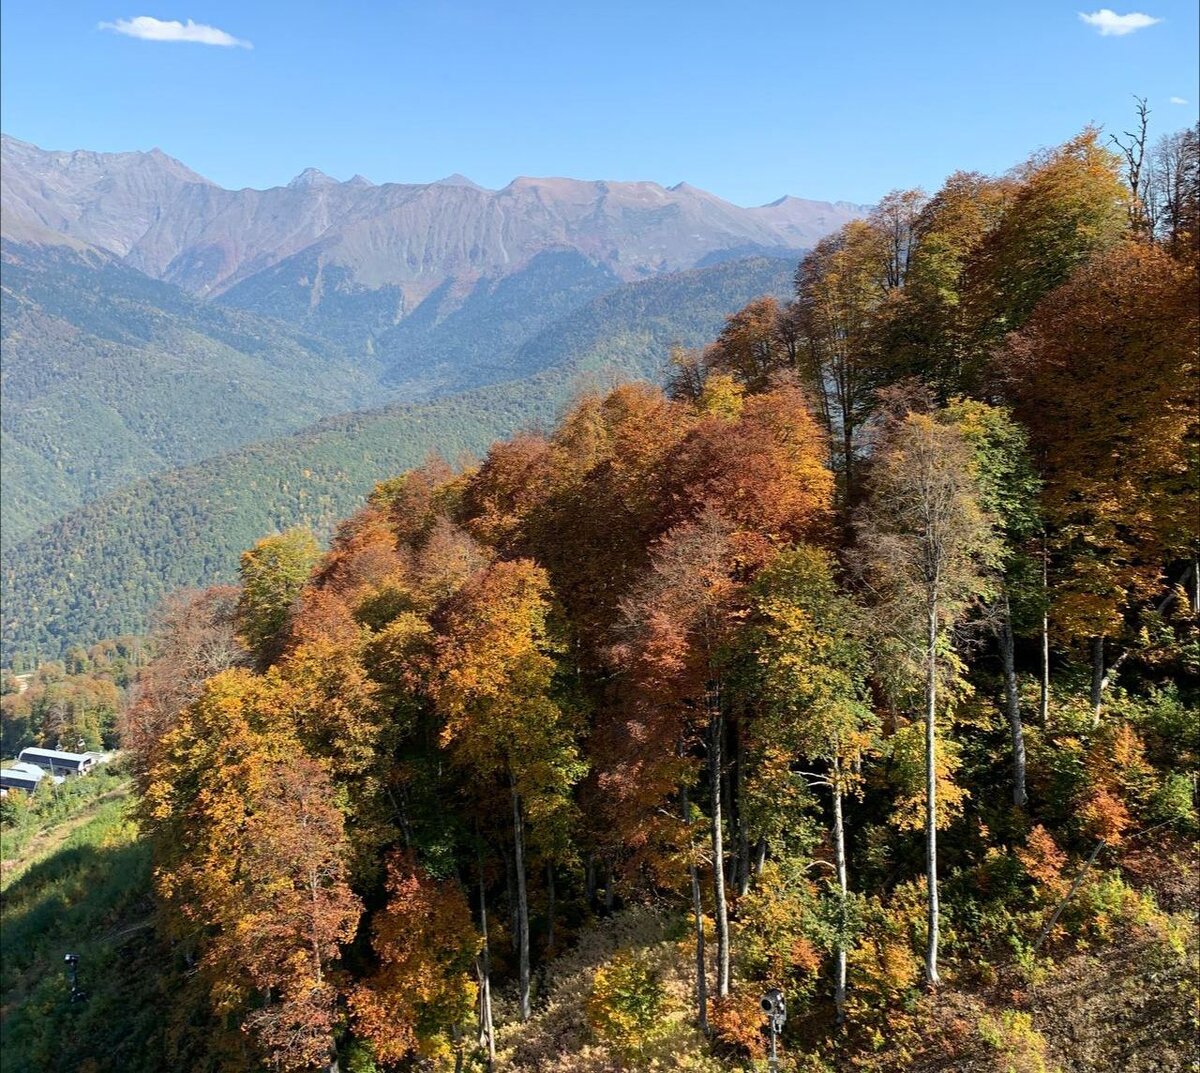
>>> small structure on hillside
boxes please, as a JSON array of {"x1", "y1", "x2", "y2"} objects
[
  {"x1": 0, "y1": 760, "x2": 63, "y2": 795},
  {"x1": 17, "y1": 747, "x2": 96, "y2": 777}
]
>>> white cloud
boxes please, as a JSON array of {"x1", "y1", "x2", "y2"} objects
[
  {"x1": 1169, "y1": 96, "x2": 1188, "y2": 105},
  {"x1": 99, "y1": 16, "x2": 251, "y2": 48},
  {"x1": 1078, "y1": 9, "x2": 1161, "y2": 35}
]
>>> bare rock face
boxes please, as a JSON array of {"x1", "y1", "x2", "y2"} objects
[
  {"x1": 0, "y1": 134, "x2": 215, "y2": 255},
  {"x1": 1, "y1": 134, "x2": 867, "y2": 310}
]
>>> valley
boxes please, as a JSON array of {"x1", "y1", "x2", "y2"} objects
[{"x1": 1, "y1": 135, "x2": 854, "y2": 659}]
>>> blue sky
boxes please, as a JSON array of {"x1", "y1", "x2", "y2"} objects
[{"x1": 1, "y1": 2, "x2": 1196, "y2": 205}]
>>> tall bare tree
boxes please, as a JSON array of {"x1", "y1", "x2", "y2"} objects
[
  {"x1": 857, "y1": 411, "x2": 1000, "y2": 986},
  {"x1": 1147, "y1": 123, "x2": 1200, "y2": 253},
  {"x1": 1111, "y1": 96, "x2": 1152, "y2": 236}
]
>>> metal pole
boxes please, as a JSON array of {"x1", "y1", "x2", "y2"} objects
[
  {"x1": 64, "y1": 953, "x2": 85, "y2": 1003},
  {"x1": 761, "y1": 987, "x2": 785, "y2": 1070}
]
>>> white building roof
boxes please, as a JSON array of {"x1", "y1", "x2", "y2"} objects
[
  {"x1": 18, "y1": 747, "x2": 91, "y2": 763},
  {"x1": 5, "y1": 761, "x2": 46, "y2": 779}
]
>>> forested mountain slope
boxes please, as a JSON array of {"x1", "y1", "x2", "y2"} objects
[
  {"x1": 1, "y1": 228, "x2": 798, "y2": 544},
  {"x1": 1, "y1": 126, "x2": 1198, "y2": 1073},
  {"x1": 0, "y1": 241, "x2": 380, "y2": 546},
  {"x1": 1, "y1": 257, "x2": 793, "y2": 660}
]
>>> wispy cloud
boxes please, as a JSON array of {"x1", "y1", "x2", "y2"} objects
[
  {"x1": 99, "y1": 16, "x2": 252, "y2": 48},
  {"x1": 1169, "y1": 96, "x2": 1188, "y2": 105},
  {"x1": 1078, "y1": 9, "x2": 1162, "y2": 35}
]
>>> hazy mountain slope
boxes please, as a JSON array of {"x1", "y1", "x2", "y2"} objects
[
  {"x1": 0, "y1": 134, "x2": 214, "y2": 254},
  {"x1": 0, "y1": 241, "x2": 381, "y2": 546},
  {"x1": 1, "y1": 257, "x2": 793, "y2": 660},
  {"x1": 222, "y1": 248, "x2": 622, "y2": 373},
  {"x1": 0, "y1": 239, "x2": 792, "y2": 545},
  {"x1": 1, "y1": 134, "x2": 865, "y2": 310}
]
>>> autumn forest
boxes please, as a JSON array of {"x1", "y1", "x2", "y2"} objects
[{"x1": 4, "y1": 123, "x2": 1199, "y2": 1073}]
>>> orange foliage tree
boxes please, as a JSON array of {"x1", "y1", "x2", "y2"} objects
[
  {"x1": 350, "y1": 852, "x2": 479, "y2": 1066},
  {"x1": 142, "y1": 671, "x2": 361, "y2": 1071},
  {"x1": 1005, "y1": 241, "x2": 1199, "y2": 712}
]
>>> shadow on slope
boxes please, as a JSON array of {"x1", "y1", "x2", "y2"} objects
[{"x1": 0, "y1": 795, "x2": 182, "y2": 1073}]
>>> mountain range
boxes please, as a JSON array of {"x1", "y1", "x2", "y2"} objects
[
  {"x1": 1, "y1": 133, "x2": 864, "y2": 301},
  {"x1": 0, "y1": 134, "x2": 863, "y2": 659}
]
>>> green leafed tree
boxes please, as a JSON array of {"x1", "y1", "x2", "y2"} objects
[
  {"x1": 236, "y1": 528, "x2": 321, "y2": 665},
  {"x1": 744, "y1": 543, "x2": 878, "y2": 1020}
]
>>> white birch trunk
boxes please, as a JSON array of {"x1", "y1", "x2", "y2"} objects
[
  {"x1": 681, "y1": 784, "x2": 708, "y2": 1032},
  {"x1": 831, "y1": 754, "x2": 849, "y2": 1023},
  {"x1": 924, "y1": 605, "x2": 941, "y2": 987},
  {"x1": 710, "y1": 710, "x2": 731, "y2": 998}
]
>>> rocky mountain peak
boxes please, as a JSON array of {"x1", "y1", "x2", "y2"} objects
[
  {"x1": 287, "y1": 167, "x2": 339, "y2": 190},
  {"x1": 433, "y1": 173, "x2": 486, "y2": 190},
  {"x1": 2, "y1": 134, "x2": 870, "y2": 298}
]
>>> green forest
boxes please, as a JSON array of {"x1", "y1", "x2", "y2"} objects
[
  {"x1": 1, "y1": 124, "x2": 1197, "y2": 1073},
  {"x1": 0, "y1": 242, "x2": 386, "y2": 548}
]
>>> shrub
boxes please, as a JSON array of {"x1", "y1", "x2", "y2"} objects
[
  {"x1": 735, "y1": 858, "x2": 833, "y2": 1006},
  {"x1": 709, "y1": 989, "x2": 768, "y2": 1058},
  {"x1": 1148, "y1": 773, "x2": 1199, "y2": 830},
  {"x1": 977, "y1": 1010, "x2": 1059, "y2": 1073},
  {"x1": 587, "y1": 948, "x2": 669, "y2": 1063},
  {"x1": 847, "y1": 880, "x2": 927, "y2": 1015}
]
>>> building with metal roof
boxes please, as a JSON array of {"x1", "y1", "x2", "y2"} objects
[
  {"x1": 0, "y1": 761, "x2": 55, "y2": 794},
  {"x1": 16, "y1": 747, "x2": 97, "y2": 776}
]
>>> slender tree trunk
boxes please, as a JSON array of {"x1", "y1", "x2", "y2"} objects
[
  {"x1": 842, "y1": 423, "x2": 856, "y2": 511},
  {"x1": 722, "y1": 750, "x2": 737, "y2": 891},
  {"x1": 546, "y1": 861, "x2": 556, "y2": 954},
  {"x1": 682, "y1": 785, "x2": 708, "y2": 1033},
  {"x1": 1090, "y1": 636, "x2": 1105, "y2": 725},
  {"x1": 1040, "y1": 610, "x2": 1051, "y2": 727},
  {"x1": 1035, "y1": 839, "x2": 1107, "y2": 951},
  {"x1": 710, "y1": 708, "x2": 731, "y2": 998},
  {"x1": 831, "y1": 754, "x2": 849, "y2": 1024},
  {"x1": 924, "y1": 604, "x2": 941, "y2": 987},
  {"x1": 736, "y1": 726, "x2": 751, "y2": 896},
  {"x1": 754, "y1": 838, "x2": 767, "y2": 877},
  {"x1": 1040, "y1": 534, "x2": 1051, "y2": 727},
  {"x1": 585, "y1": 854, "x2": 596, "y2": 907},
  {"x1": 604, "y1": 863, "x2": 615, "y2": 913},
  {"x1": 999, "y1": 595, "x2": 1027, "y2": 808},
  {"x1": 504, "y1": 847, "x2": 518, "y2": 958},
  {"x1": 510, "y1": 777, "x2": 531, "y2": 1020},
  {"x1": 476, "y1": 857, "x2": 496, "y2": 1065}
]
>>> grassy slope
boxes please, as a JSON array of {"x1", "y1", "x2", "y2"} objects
[
  {"x1": 1, "y1": 257, "x2": 793, "y2": 661},
  {"x1": 0, "y1": 783, "x2": 174, "y2": 1073}
]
